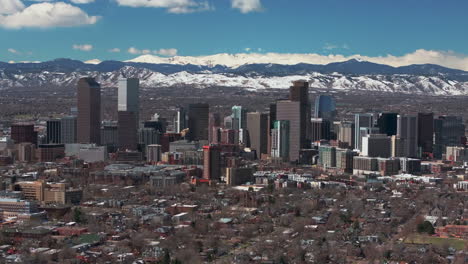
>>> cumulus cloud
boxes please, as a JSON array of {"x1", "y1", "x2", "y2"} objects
[
  {"x1": 7, "y1": 48, "x2": 20, "y2": 54},
  {"x1": 70, "y1": 0, "x2": 95, "y2": 3},
  {"x1": 72, "y1": 44, "x2": 93, "y2": 51},
  {"x1": 231, "y1": 0, "x2": 262, "y2": 13},
  {"x1": 0, "y1": 0, "x2": 25, "y2": 15},
  {"x1": 128, "y1": 47, "x2": 178, "y2": 56},
  {"x1": 128, "y1": 47, "x2": 150, "y2": 54},
  {"x1": 0, "y1": 1, "x2": 100, "y2": 29},
  {"x1": 108, "y1": 48, "x2": 121, "y2": 53},
  {"x1": 154, "y1": 48, "x2": 178, "y2": 56},
  {"x1": 323, "y1": 43, "x2": 350, "y2": 51},
  {"x1": 116, "y1": 0, "x2": 211, "y2": 13}
]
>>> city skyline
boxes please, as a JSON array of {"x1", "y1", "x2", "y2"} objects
[{"x1": 2, "y1": 0, "x2": 468, "y2": 71}]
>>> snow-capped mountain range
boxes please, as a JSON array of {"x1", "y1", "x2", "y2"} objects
[{"x1": 1, "y1": 57, "x2": 468, "y2": 95}]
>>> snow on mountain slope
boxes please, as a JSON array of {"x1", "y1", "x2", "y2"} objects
[
  {"x1": 1, "y1": 66, "x2": 468, "y2": 95},
  {"x1": 126, "y1": 53, "x2": 356, "y2": 68}
]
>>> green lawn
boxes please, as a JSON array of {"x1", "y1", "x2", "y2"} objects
[{"x1": 404, "y1": 234, "x2": 466, "y2": 250}]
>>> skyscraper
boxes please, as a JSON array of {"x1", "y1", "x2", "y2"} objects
[
  {"x1": 246, "y1": 112, "x2": 268, "y2": 158},
  {"x1": 118, "y1": 111, "x2": 138, "y2": 150},
  {"x1": 187, "y1": 103, "x2": 209, "y2": 141},
  {"x1": 276, "y1": 100, "x2": 301, "y2": 162},
  {"x1": 174, "y1": 107, "x2": 187, "y2": 133},
  {"x1": 397, "y1": 115, "x2": 419, "y2": 158},
  {"x1": 434, "y1": 115, "x2": 465, "y2": 158},
  {"x1": 118, "y1": 78, "x2": 140, "y2": 119},
  {"x1": 289, "y1": 80, "x2": 310, "y2": 147},
  {"x1": 46, "y1": 119, "x2": 61, "y2": 144},
  {"x1": 61, "y1": 116, "x2": 77, "y2": 144},
  {"x1": 311, "y1": 118, "x2": 331, "y2": 142},
  {"x1": 117, "y1": 78, "x2": 139, "y2": 150},
  {"x1": 417, "y1": 113, "x2": 434, "y2": 155},
  {"x1": 203, "y1": 145, "x2": 221, "y2": 180},
  {"x1": 338, "y1": 122, "x2": 355, "y2": 148},
  {"x1": 231, "y1": 106, "x2": 247, "y2": 130},
  {"x1": 271, "y1": 120, "x2": 290, "y2": 161},
  {"x1": 377, "y1": 113, "x2": 398, "y2": 136},
  {"x1": 362, "y1": 134, "x2": 391, "y2": 158},
  {"x1": 314, "y1": 95, "x2": 336, "y2": 121},
  {"x1": 354, "y1": 113, "x2": 374, "y2": 151},
  {"x1": 209, "y1": 113, "x2": 221, "y2": 144},
  {"x1": 77, "y1": 78, "x2": 101, "y2": 144},
  {"x1": 11, "y1": 123, "x2": 37, "y2": 145}
]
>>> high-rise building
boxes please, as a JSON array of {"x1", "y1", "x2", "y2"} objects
[
  {"x1": 17, "y1": 143, "x2": 36, "y2": 163},
  {"x1": 271, "y1": 120, "x2": 290, "y2": 161},
  {"x1": 354, "y1": 113, "x2": 374, "y2": 151},
  {"x1": 101, "y1": 122, "x2": 118, "y2": 151},
  {"x1": 147, "y1": 144, "x2": 162, "y2": 163},
  {"x1": 138, "y1": 127, "x2": 160, "y2": 155},
  {"x1": 434, "y1": 116, "x2": 465, "y2": 158},
  {"x1": 231, "y1": 106, "x2": 247, "y2": 130},
  {"x1": 117, "y1": 78, "x2": 139, "y2": 150},
  {"x1": 144, "y1": 118, "x2": 167, "y2": 134},
  {"x1": 36, "y1": 144, "x2": 65, "y2": 162},
  {"x1": 314, "y1": 95, "x2": 336, "y2": 121},
  {"x1": 397, "y1": 115, "x2": 418, "y2": 158},
  {"x1": 318, "y1": 145, "x2": 336, "y2": 168},
  {"x1": 118, "y1": 78, "x2": 140, "y2": 120},
  {"x1": 77, "y1": 78, "x2": 101, "y2": 144},
  {"x1": 118, "y1": 111, "x2": 138, "y2": 150},
  {"x1": 268, "y1": 103, "x2": 277, "y2": 155},
  {"x1": 203, "y1": 145, "x2": 221, "y2": 180},
  {"x1": 246, "y1": 112, "x2": 268, "y2": 158},
  {"x1": 224, "y1": 116, "x2": 233, "y2": 130},
  {"x1": 378, "y1": 158, "x2": 400, "y2": 176},
  {"x1": 46, "y1": 119, "x2": 62, "y2": 144},
  {"x1": 276, "y1": 100, "x2": 302, "y2": 162},
  {"x1": 187, "y1": 103, "x2": 209, "y2": 141},
  {"x1": 311, "y1": 118, "x2": 331, "y2": 142},
  {"x1": 11, "y1": 123, "x2": 37, "y2": 145},
  {"x1": 209, "y1": 113, "x2": 221, "y2": 144},
  {"x1": 174, "y1": 107, "x2": 187, "y2": 133},
  {"x1": 338, "y1": 122, "x2": 355, "y2": 148},
  {"x1": 377, "y1": 113, "x2": 398, "y2": 136},
  {"x1": 417, "y1": 113, "x2": 434, "y2": 155},
  {"x1": 362, "y1": 134, "x2": 391, "y2": 158},
  {"x1": 391, "y1": 135, "x2": 405, "y2": 157},
  {"x1": 61, "y1": 116, "x2": 77, "y2": 144},
  {"x1": 289, "y1": 80, "x2": 310, "y2": 147},
  {"x1": 336, "y1": 149, "x2": 358, "y2": 173}
]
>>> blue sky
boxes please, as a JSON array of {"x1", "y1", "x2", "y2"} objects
[{"x1": 1, "y1": 0, "x2": 468, "y2": 64}]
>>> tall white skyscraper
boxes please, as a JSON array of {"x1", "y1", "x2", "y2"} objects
[
  {"x1": 354, "y1": 113, "x2": 374, "y2": 152},
  {"x1": 118, "y1": 78, "x2": 140, "y2": 114}
]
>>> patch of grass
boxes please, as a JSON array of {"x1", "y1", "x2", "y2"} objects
[{"x1": 404, "y1": 234, "x2": 466, "y2": 250}]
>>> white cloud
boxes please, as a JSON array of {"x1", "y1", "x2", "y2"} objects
[
  {"x1": 70, "y1": 0, "x2": 95, "y2": 3},
  {"x1": 0, "y1": 2, "x2": 100, "y2": 29},
  {"x1": 128, "y1": 47, "x2": 178, "y2": 56},
  {"x1": 128, "y1": 47, "x2": 141, "y2": 54},
  {"x1": 323, "y1": 43, "x2": 350, "y2": 51},
  {"x1": 108, "y1": 48, "x2": 121, "y2": 53},
  {"x1": 0, "y1": 0, "x2": 25, "y2": 15},
  {"x1": 72, "y1": 44, "x2": 93, "y2": 51},
  {"x1": 7, "y1": 48, "x2": 20, "y2": 54},
  {"x1": 84, "y1": 59, "x2": 101, "y2": 64},
  {"x1": 154, "y1": 48, "x2": 178, "y2": 56},
  {"x1": 116, "y1": 0, "x2": 211, "y2": 14},
  {"x1": 231, "y1": 0, "x2": 262, "y2": 13}
]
